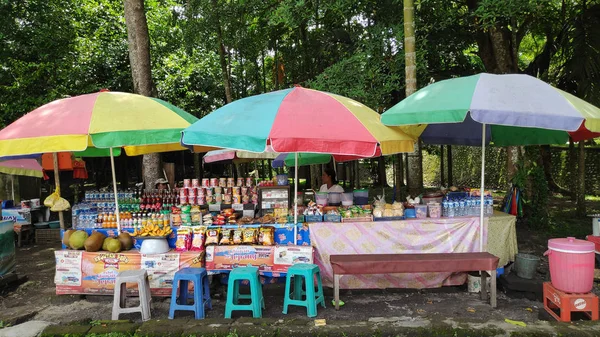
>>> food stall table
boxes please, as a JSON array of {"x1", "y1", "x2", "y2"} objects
[
  {"x1": 310, "y1": 212, "x2": 517, "y2": 290},
  {"x1": 54, "y1": 250, "x2": 205, "y2": 296}
]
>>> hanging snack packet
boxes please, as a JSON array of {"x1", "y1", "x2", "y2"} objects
[
  {"x1": 242, "y1": 228, "x2": 258, "y2": 244},
  {"x1": 259, "y1": 227, "x2": 275, "y2": 246},
  {"x1": 205, "y1": 228, "x2": 220, "y2": 246},
  {"x1": 175, "y1": 228, "x2": 191, "y2": 252},
  {"x1": 232, "y1": 229, "x2": 243, "y2": 245},
  {"x1": 190, "y1": 227, "x2": 206, "y2": 251},
  {"x1": 220, "y1": 229, "x2": 233, "y2": 245}
]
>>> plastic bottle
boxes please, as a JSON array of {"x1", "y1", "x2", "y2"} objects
[
  {"x1": 486, "y1": 196, "x2": 493, "y2": 216},
  {"x1": 448, "y1": 199, "x2": 455, "y2": 218},
  {"x1": 442, "y1": 198, "x2": 449, "y2": 217}
]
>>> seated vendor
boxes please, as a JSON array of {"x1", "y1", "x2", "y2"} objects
[
  {"x1": 155, "y1": 178, "x2": 169, "y2": 191},
  {"x1": 319, "y1": 168, "x2": 344, "y2": 193}
]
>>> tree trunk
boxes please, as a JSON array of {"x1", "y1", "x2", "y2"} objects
[
  {"x1": 310, "y1": 164, "x2": 321, "y2": 190},
  {"x1": 394, "y1": 153, "x2": 404, "y2": 190},
  {"x1": 440, "y1": 145, "x2": 445, "y2": 187},
  {"x1": 577, "y1": 141, "x2": 586, "y2": 215},
  {"x1": 404, "y1": 0, "x2": 422, "y2": 195},
  {"x1": 194, "y1": 153, "x2": 201, "y2": 178},
  {"x1": 447, "y1": 145, "x2": 453, "y2": 186},
  {"x1": 123, "y1": 0, "x2": 161, "y2": 189},
  {"x1": 212, "y1": 0, "x2": 232, "y2": 104},
  {"x1": 378, "y1": 156, "x2": 387, "y2": 187},
  {"x1": 354, "y1": 161, "x2": 360, "y2": 188}
]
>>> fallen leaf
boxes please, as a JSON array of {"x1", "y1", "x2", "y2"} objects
[
  {"x1": 467, "y1": 307, "x2": 476, "y2": 313},
  {"x1": 427, "y1": 300, "x2": 433, "y2": 304},
  {"x1": 505, "y1": 319, "x2": 527, "y2": 327},
  {"x1": 417, "y1": 309, "x2": 426, "y2": 314},
  {"x1": 525, "y1": 308, "x2": 533, "y2": 312}
]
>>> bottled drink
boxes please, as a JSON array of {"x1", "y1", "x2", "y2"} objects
[
  {"x1": 442, "y1": 199, "x2": 448, "y2": 217},
  {"x1": 448, "y1": 200, "x2": 455, "y2": 218}
]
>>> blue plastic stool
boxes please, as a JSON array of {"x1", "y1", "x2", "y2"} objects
[
  {"x1": 224, "y1": 266, "x2": 265, "y2": 318},
  {"x1": 283, "y1": 264, "x2": 325, "y2": 317},
  {"x1": 169, "y1": 267, "x2": 212, "y2": 319}
]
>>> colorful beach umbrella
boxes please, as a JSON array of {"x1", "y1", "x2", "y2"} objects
[
  {"x1": 183, "y1": 87, "x2": 416, "y2": 229},
  {"x1": 0, "y1": 159, "x2": 43, "y2": 178},
  {"x1": 0, "y1": 91, "x2": 210, "y2": 156},
  {"x1": 0, "y1": 91, "x2": 210, "y2": 230},
  {"x1": 182, "y1": 86, "x2": 416, "y2": 157},
  {"x1": 381, "y1": 73, "x2": 600, "y2": 145},
  {"x1": 381, "y1": 73, "x2": 600, "y2": 252},
  {"x1": 271, "y1": 152, "x2": 376, "y2": 168}
]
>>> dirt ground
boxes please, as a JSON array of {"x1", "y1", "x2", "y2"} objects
[{"x1": 1, "y1": 197, "x2": 599, "y2": 327}]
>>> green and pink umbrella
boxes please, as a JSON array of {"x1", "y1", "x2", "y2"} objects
[{"x1": 381, "y1": 73, "x2": 600, "y2": 251}]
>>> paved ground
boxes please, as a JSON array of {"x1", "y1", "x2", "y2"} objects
[{"x1": 1, "y1": 230, "x2": 600, "y2": 336}]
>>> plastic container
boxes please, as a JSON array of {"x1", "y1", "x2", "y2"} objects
[
  {"x1": 514, "y1": 253, "x2": 540, "y2": 279},
  {"x1": 545, "y1": 237, "x2": 595, "y2": 293},
  {"x1": 341, "y1": 193, "x2": 354, "y2": 206},
  {"x1": 276, "y1": 174, "x2": 289, "y2": 186},
  {"x1": 590, "y1": 214, "x2": 600, "y2": 236},
  {"x1": 48, "y1": 221, "x2": 60, "y2": 229},
  {"x1": 404, "y1": 208, "x2": 416, "y2": 218},
  {"x1": 422, "y1": 192, "x2": 443, "y2": 205},
  {"x1": 414, "y1": 205, "x2": 428, "y2": 218},
  {"x1": 328, "y1": 192, "x2": 342, "y2": 206},
  {"x1": 353, "y1": 189, "x2": 369, "y2": 205},
  {"x1": 315, "y1": 192, "x2": 328, "y2": 206},
  {"x1": 139, "y1": 237, "x2": 170, "y2": 254},
  {"x1": 428, "y1": 203, "x2": 441, "y2": 218}
]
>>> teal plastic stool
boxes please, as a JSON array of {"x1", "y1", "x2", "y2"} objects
[
  {"x1": 282, "y1": 264, "x2": 325, "y2": 317},
  {"x1": 224, "y1": 266, "x2": 265, "y2": 318}
]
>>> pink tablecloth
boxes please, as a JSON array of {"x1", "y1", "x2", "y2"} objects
[{"x1": 310, "y1": 217, "x2": 487, "y2": 289}]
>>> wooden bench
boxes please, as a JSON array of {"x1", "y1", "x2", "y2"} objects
[{"x1": 330, "y1": 252, "x2": 500, "y2": 309}]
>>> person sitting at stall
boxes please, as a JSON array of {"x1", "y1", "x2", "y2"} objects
[
  {"x1": 320, "y1": 168, "x2": 344, "y2": 193},
  {"x1": 155, "y1": 178, "x2": 169, "y2": 191}
]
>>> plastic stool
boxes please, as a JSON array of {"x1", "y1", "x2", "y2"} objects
[
  {"x1": 112, "y1": 269, "x2": 152, "y2": 321},
  {"x1": 283, "y1": 264, "x2": 325, "y2": 317},
  {"x1": 224, "y1": 266, "x2": 265, "y2": 318},
  {"x1": 169, "y1": 267, "x2": 212, "y2": 319}
]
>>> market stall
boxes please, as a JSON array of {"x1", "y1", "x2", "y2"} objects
[{"x1": 310, "y1": 211, "x2": 517, "y2": 289}]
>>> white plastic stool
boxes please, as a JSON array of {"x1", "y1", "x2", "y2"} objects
[{"x1": 112, "y1": 269, "x2": 152, "y2": 321}]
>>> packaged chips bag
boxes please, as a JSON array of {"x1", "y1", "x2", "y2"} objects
[
  {"x1": 205, "y1": 228, "x2": 220, "y2": 246},
  {"x1": 242, "y1": 228, "x2": 258, "y2": 244},
  {"x1": 220, "y1": 229, "x2": 233, "y2": 245},
  {"x1": 259, "y1": 227, "x2": 275, "y2": 246},
  {"x1": 175, "y1": 228, "x2": 191, "y2": 252},
  {"x1": 232, "y1": 229, "x2": 243, "y2": 245},
  {"x1": 190, "y1": 227, "x2": 206, "y2": 251}
]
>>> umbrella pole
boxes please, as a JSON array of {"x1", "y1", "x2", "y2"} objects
[
  {"x1": 479, "y1": 124, "x2": 486, "y2": 252},
  {"x1": 110, "y1": 147, "x2": 121, "y2": 233},
  {"x1": 53, "y1": 153, "x2": 65, "y2": 230},
  {"x1": 294, "y1": 152, "x2": 298, "y2": 245},
  {"x1": 11, "y1": 175, "x2": 14, "y2": 202}
]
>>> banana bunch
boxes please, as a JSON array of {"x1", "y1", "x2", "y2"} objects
[{"x1": 133, "y1": 224, "x2": 173, "y2": 237}]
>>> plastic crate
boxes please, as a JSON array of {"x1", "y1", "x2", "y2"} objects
[
  {"x1": 341, "y1": 215, "x2": 373, "y2": 223},
  {"x1": 324, "y1": 214, "x2": 341, "y2": 222},
  {"x1": 36, "y1": 228, "x2": 61, "y2": 243},
  {"x1": 287, "y1": 215, "x2": 304, "y2": 223},
  {"x1": 304, "y1": 215, "x2": 323, "y2": 222}
]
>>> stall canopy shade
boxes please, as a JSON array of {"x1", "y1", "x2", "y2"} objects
[
  {"x1": 0, "y1": 159, "x2": 43, "y2": 178},
  {"x1": 203, "y1": 149, "x2": 279, "y2": 164},
  {"x1": 381, "y1": 73, "x2": 600, "y2": 145},
  {"x1": 182, "y1": 87, "x2": 416, "y2": 156}
]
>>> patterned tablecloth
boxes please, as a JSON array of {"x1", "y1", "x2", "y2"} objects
[
  {"x1": 310, "y1": 213, "x2": 517, "y2": 289},
  {"x1": 487, "y1": 211, "x2": 518, "y2": 267}
]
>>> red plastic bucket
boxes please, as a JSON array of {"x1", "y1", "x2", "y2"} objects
[{"x1": 545, "y1": 237, "x2": 595, "y2": 293}]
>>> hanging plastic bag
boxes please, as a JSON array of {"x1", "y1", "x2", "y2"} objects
[
  {"x1": 44, "y1": 191, "x2": 60, "y2": 207},
  {"x1": 50, "y1": 197, "x2": 70, "y2": 212}
]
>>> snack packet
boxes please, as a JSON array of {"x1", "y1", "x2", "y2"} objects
[
  {"x1": 220, "y1": 229, "x2": 233, "y2": 245},
  {"x1": 205, "y1": 228, "x2": 220, "y2": 246},
  {"x1": 175, "y1": 228, "x2": 191, "y2": 252},
  {"x1": 232, "y1": 229, "x2": 243, "y2": 245},
  {"x1": 190, "y1": 227, "x2": 206, "y2": 251},
  {"x1": 242, "y1": 228, "x2": 258, "y2": 244},
  {"x1": 259, "y1": 227, "x2": 275, "y2": 246}
]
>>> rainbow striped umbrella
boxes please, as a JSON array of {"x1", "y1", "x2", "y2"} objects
[
  {"x1": 182, "y1": 87, "x2": 415, "y2": 157},
  {"x1": 0, "y1": 91, "x2": 210, "y2": 156},
  {"x1": 0, "y1": 91, "x2": 211, "y2": 230},
  {"x1": 0, "y1": 159, "x2": 42, "y2": 178}
]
